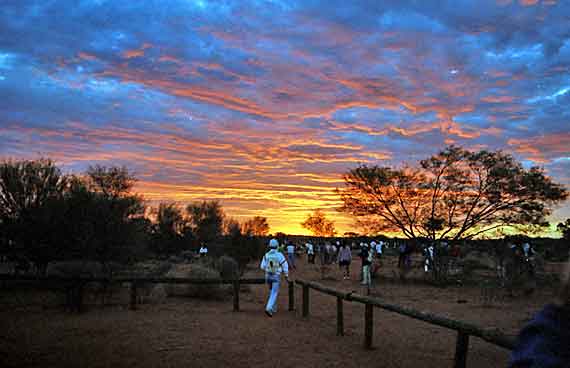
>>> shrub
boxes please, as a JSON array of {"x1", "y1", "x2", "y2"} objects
[
  {"x1": 217, "y1": 255, "x2": 239, "y2": 280},
  {"x1": 163, "y1": 263, "x2": 230, "y2": 299},
  {"x1": 47, "y1": 261, "x2": 108, "y2": 278},
  {"x1": 128, "y1": 260, "x2": 173, "y2": 278}
]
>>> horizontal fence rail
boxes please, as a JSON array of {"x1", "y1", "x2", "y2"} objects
[
  {"x1": 0, "y1": 274, "x2": 266, "y2": 284},
  {"x1": 295, "y1": 279, "x2": 516, "y2": 368},
  {"x1": 0, "y1": 274, "x2": 266, "y2": 313}
]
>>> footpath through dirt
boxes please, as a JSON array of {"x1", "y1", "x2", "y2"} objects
[{"x1": 2, "y1": 254, "x2": 550, "y2": 367}]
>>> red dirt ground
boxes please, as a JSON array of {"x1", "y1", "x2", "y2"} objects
[{"x1": 0, "y1": 256, "x2": 557, "y2": 368}]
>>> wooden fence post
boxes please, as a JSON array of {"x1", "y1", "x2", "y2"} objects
[
  {"x1": 302, "y1": 284, "x2": 309, "y2": 318},
  {"x1": 130, "y1": 282, "x2": 138, "y2": 310},
  {"x1": 337, "y1": 296, "x2": 344, "y2": 336},
  {"x1": 71, "y1": 279, "x2": 84, "y2": 313},
  {"x1": 288, "y1": 281, "x2": 295, "y2": 311},
  {"x1": 233, "y1": 279, "x2": 240, "y2": 312},
  {"x1": 454, "y1": 331, "x2": 470, "y2": 368},
  {"x1": 364, "y1": 303, "x2": 373, "y2": 349}
]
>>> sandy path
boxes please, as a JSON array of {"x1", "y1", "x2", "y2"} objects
[{"x1": 1, "y1": 255, "x2": 549, "y2": 367}]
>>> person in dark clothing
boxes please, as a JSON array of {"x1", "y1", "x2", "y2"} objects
[
  {"x1": 509, "y1": 258, "x2": 570, "y2": 368},
  {"x1": 398, "y1": 243, "x2": 407, "y2": 268},
  {"x1": 360, "y1": 244, "x2": 372, "y2": 286}
]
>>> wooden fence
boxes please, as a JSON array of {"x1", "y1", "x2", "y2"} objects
[
  {"x1": 294, "y1": 279, "x2": 516, "y2": 368},
  {"x1": 0, "y1": 274, "x2": 265, "y2": 313},
  {"x1": 1, "y1": 274, "x2": 518, "y2": 368}
]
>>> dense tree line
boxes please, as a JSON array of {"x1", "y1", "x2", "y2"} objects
[{"x1": 0, "y1": 158, "x2": 269, "y2": 274}]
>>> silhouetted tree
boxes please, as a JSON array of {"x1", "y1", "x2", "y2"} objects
[
  {"x1": 150, "y1": 203, "x2": 188, "y2": 255},
  {"x1": 224, "y1": 217, "x2": 242, "y2": 238},
  {"x1": 222, "y1": 217, "x2": 265, "y2": 276},
  {"x1": 0, "y1": 158, "x2": 68, "y2": 271},
  {"x1": 301, "y1": 209, "x2": 336, "y2": 237},
  {"x1": 86, "y1": 165, "x2": 136, "y2": 197},
  {"x1": 339, "y1": 145, "x2": 568, "y2": 241},
  {"x1": 186, "y1": 201, "x2": 225, "y2": 244},
  {"x1": 242, "y1": 216, "x2": 270, "y2": 236}
]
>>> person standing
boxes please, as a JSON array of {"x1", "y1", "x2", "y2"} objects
[
  {"x1": 324, "y1": 242, "x2": 332, "y2": 264},
  {"x1": 360, "y1": 243, "x2": 372, "y2": 286},
  {"x1": 260, "y1": 239, "x2": 289, "y2": 317},
  {"x1": 522, "y1": 241, "x2": 536, "y2": 277},
  {"x1": 424, "y1": 243, "x2": 435, "y2": 273},
  {"x1": 286, "y1": 241, "x2": 296, "y2": 269},
  {"x1": 376, "y1": 241, "x2": 384, "y2": 259},
  {"x1": 305, "y1": 241, "x2": 314, "y2": 264},
  {"x1": 372, "y1": 240, "x2": 383, "y2": 279},
  {"x1": 338, "y1": 243, "x2": 352, "y2": 280},
  {"x1": 398, "y1": 242, "x2": 407, "y2": 268},
  {"x1": 199, "y1": 243, "x2": 208, "y2": 258}
]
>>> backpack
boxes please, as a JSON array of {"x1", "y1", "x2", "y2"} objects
[{"x1": 265, "y1": 252, "x2": 282, "y2": 274}]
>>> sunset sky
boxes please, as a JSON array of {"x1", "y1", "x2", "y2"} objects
[{"x1": 1, "y1": 0, "x2": 569, "y2": 235}]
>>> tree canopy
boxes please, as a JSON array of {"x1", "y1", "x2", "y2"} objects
[
  {"x1": 242, "y1": 216, "x2": 270, "y2": 236},
  {"x1": 338, "y1": 145, "x2": 568, "y2": 241},
  {"x1": 301, "y1": 209, "x2": 336, "y2": 237},
  {"x1": 186, "y1": 200, "x2": 225, "y2": 244},
  {"x1": 558, "y1": 219, "x2": 570, "y2": 240},
  {"x1": 0, "y1": 158, "x2": 271, "y2": 269},
  {"x1": 0, "y1": 159, "x2": 147, "y2": 271},
  {"x1": 0, "y1": 158, "x2": 67, "y2": 220}
]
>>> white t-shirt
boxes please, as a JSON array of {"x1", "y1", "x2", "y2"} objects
[
  {"x1": 287, "y1": 245, "x2": 295, "y2": 254},
  {"x1": 260, "y1": 249, "x2": 289, "y2": 276},
  {"x1": 376, "y1": 241, "x2": 383, "y2": 255},
  {"x1": 305, "y1": 243, "x2": 314, "y2": 255}
]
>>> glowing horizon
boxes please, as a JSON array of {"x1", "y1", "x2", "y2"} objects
[{"x1": 1, "y1": 0, "x2": 569, "y2": 236}]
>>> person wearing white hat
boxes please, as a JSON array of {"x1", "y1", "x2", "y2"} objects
[{"x1": 260, "y1": 238, "x2": 289, "y2": 317}]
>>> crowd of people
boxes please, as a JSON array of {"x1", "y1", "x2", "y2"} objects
[
  {"x1": 259, "y1": 236, "x2": 542, "y2": 301},
  {"x1": 259, "y1": 237, "x2": 569, "y2": 366},
  {"x1": 259, "y1": 238, "x2": 388, "y2": 316},
  {"x1": 259, "y1": 237, "x2": 542, "y2": 298},
  {"x1": 261, "y1": 238, "x2": 389, "y2": 289}
]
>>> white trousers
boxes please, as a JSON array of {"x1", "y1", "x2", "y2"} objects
[
  {"x1": 362, "y1": 265, "x2": 371, "y2": 285},
  {"x1": 266, "y1": 274, "x2": 280, "y2": 313}
]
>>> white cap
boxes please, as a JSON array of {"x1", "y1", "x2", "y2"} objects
[{"x1": 269, "y1": 239, "x2": 279, "y2": 249}]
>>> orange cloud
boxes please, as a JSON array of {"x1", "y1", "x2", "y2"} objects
[
  {"x1": 508, "y1": 133, "x2": 570, "y2": 163},
  {"x1": 481, "y1": 95, "x2": 515, "y2": 103},
  {"x1": 122, "y1": 49, "x2": 145, "y2": 59}
]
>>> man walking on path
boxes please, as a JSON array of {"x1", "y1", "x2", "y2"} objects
[{"x1": 260, "y1": 238, "x2": 289, "y2": 317}]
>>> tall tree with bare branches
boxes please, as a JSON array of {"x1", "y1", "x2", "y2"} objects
[{"x1": 339, "y1": 146, "x2": 567, "y2": 241}]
